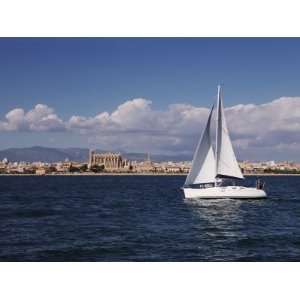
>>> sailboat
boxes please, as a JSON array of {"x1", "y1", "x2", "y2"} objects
[{"x1": 183, "y1": 86, "x2": 267, "y2": 199}]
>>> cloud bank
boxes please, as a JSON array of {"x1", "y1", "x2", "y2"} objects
[
  {"x1": 1, "y1": 97, "x2": 300, "y2": 160},
  {"x1": 0, "y1": 104, "x2": 64, "y2": 132}
]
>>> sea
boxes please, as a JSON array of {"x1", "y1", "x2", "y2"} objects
[{"x1": 0, "y1": 175, "x2": 300, "y2": 261}]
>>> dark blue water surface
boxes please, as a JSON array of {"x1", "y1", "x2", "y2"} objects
[{"x1": 0, "y1": 175, "x2": 300, "y2": 261}]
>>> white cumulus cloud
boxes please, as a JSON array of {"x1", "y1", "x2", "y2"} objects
[
  {"x1": 0, "y1": 104, "x2": 65, "y2": 132},
  {"x1": 1, "y1": 96, "x2": 300, "y2": 160}
]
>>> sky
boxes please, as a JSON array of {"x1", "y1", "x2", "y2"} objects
[{"x1": 1, "y1": 38, "x2": 300, "y2": 160}]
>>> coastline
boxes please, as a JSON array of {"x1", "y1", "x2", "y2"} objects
[{"x1": 1, "y1": 173, "x2": 300, "y2": 176}]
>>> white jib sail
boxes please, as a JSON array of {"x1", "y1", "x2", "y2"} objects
[
  {"x1": 185, "y1": 106, "x2": 216, "y2": 185},
  {"x1": 215, "y1": 86, "x2": 244, "y2": 179}
]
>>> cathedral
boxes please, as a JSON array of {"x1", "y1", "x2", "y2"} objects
[{"x1": 88, "y1": 150, "x2": 130, "y2": 171}]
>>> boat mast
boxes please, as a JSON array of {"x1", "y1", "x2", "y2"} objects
[{"x1": 215, "y1": 85, "x2": 221, "y2": 186}]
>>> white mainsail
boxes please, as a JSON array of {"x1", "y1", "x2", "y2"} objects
[
  {"x1": 185, "y1": 106, "x2": 216, "y2": 185},
  {"x1": 215, "y1": 86, "x2": 244, "y2": 179}
]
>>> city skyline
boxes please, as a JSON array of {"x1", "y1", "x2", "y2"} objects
[
  {"x1": 2, "y1": 148, "x2": 300, "y2": 176},
  {"x1": 1, "y1": 38, "x2": 300, "y2": 160}
]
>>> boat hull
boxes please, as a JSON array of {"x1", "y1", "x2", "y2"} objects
[{"x1": 183, "y1": 186, "x2": 267, "y2": 199}]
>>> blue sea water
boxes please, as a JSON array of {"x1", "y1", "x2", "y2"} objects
[{"x1": 0, "y1": 175, "x2": 300, "y2": 261}]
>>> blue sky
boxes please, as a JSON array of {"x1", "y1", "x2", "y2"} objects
[
  {"x1": 1, "y1": 38, "x2": 300, "y2": 115},
  {"x1": 1, "y1": 38, "x2": 300, "y2": 160}
]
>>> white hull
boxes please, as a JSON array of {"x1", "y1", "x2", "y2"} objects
[{"x1": 183, "y1": 186, "x2": 267, "y2": 199}]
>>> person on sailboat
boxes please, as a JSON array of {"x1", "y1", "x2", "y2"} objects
[{"x1": 256, "y1": 178, "x2": 265, "y2": 190}]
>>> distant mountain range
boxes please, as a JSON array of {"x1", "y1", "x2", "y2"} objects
[{"x1": 0, "y1": 146, "x2": 192, "y2": 163}]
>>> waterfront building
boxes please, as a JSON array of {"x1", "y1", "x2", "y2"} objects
[
  {"x1": 134, "y1": 153, "x2": 155, "y2": 173},
  {"x1": 164, "y1": 165, "x2": 182, "y2": 173},
  {"x1": 88, "y1": 150, "x2": 130, "y2": 171},
  {"x1": 56, "y1": 161, "x2": 72, "y2": 173},
  {"x1": 36, "y1": 168, "x2": 46, "y2": 175}
]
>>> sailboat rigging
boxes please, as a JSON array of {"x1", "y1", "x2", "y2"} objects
[{"x1": 183, "y1": 86, "x2": 266, "y2": 199}]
